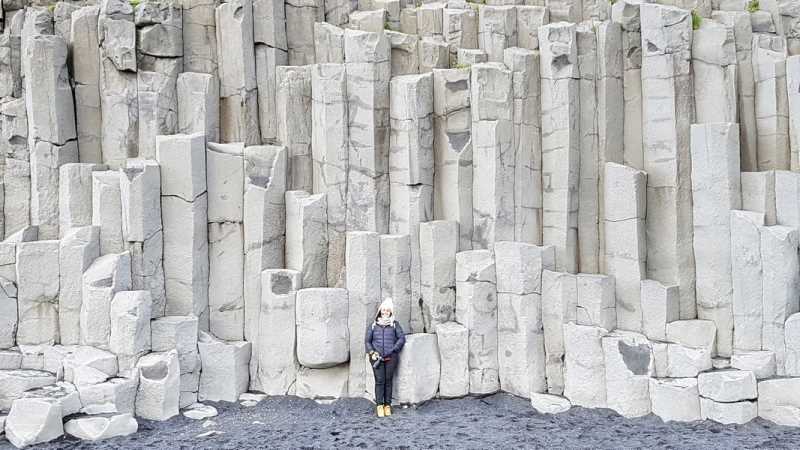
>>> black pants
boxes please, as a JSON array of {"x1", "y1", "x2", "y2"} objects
[{"x1": 373, "y1": 356, "x2": 398, "y2": 405}]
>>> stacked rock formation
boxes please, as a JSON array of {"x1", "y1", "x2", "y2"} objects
[{"x1": 1, "y1": 0, "x2": 800, "y2": 446}]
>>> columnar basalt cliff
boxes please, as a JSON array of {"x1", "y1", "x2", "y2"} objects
[{"x1": 1, "y1": 0, "x2": 800, "y2": 446}]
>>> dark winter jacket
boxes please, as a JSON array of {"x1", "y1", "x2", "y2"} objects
[{"x1": 365, "y1": 321, "x2": 406, "y2": 357}]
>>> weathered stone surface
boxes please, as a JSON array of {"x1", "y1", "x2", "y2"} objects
[
  {"x1": 120, "y1": 159, "x2": 162, "y2": 243},
  {"x1": 649, "y1": 378, "x2": 701, "y2": 422},
  {"x1": 345, "y1": 232, "x2": 380, "y2": 397},
  {"x1": 454, "y1": 249, "x2": 497, "y2": 395},
  {"x1": 392, "y1": 333, "x2": 440, "y2": 405},
  {"x1": 135, "y1": 350, "x2": 180, "y2": 421},
  {"x1": 182, "y1": 0, "x2": 217, "y2": 74},
  {"x1": 296, "y1": 288, "x2": 348, "y2": 369},
  {"x1": 92, "y1": 171, "x2": 125, "y2": 256},
  {"x1": 761, "y1": 226, "x2": 800, "y2": 374},
  {"x1": 731, "y1": 210, "x2": 765, "y2": 351},
  {"x1": 563, "y1": 323, "x2": 606, "y2": 408},
  {"x1": 277, "y1": 66, "x2": 313, "y2": 192},
  {"x1": 478, "y1": 6, "x2": 516, "y2": 63},
  {"x1": 420, "y1": 221, "x2": 458, "y2": 331},
  {"x1": 80, "y1": 252, "x2": 132, "y2": 349},
  {"x1": 5, "y1": 397, "x2": 63, "y2": 448},
  {"x1": 432, "y1": 68, "x2": 473, "y2": 252},
  {"x1": 576, "y1": 274, "x2": 616, "y2": 330},
  {"x1": 206, "y1": 221, "x2": 244, "y2": 341},
  {"x1": 59, "y1": 164, "x2": 105, "y2": 236},
  {"x1": 666, "y1": 320, "x2": 717, "y2": 353},
  {"x1": 243, "y1": 146, "x2": 287, "y2": 391},
  {"x1": 24, "y1": 34, "x2": 76, "y2": 147},
  {"x1": 15, "y1": 241, "x2": 60, "y2": 345},
  {"x1": 0, "y1": 370, "x2": 56, "y2": 410},
  {"x1": 379, "y1": 235, "x2": 412, "y2": 332},
  {"x1": 257, "y1": 269, "x2": 301, "y2": 395},
  {"x1": 602, "y1": 331, "x2": 654, "y2": 418},
  {"x1": 285, "y1": 191, "x2": 328, "y2": 288},
  {"x1": 640, "y1": 280, "x2": 679, "y2": 342},
  {"x1": 285, "y1": 0, "x2": 322, "y2": 65},
  {"x1": 640, "y1": 3, "x2": 696, "y2": 320},
  {"x1": 758, "y1": 378, "x2": 800, "y2": 426},
  {"x1": 697, "y1": 370, "x2": 757, "y2": 402},
  {"x1": 295, "y1": 365, "x2": 348, "y2": 400},
  {"x1": 151, "y1": 316, "x2": 198, "y2": 375},
  {"x1": 731, "y1": 350, "x2": 777, "y2": 380},
  {"x1": 314, "y1": 22, "x2": 344, "y2": 64},
  {"x1": 495, "y1": 242, "x2": 554, "y2": 296},
  {"x1": 75, "y1": 376, "x2": 137, "y2": 415},
  {"x1": 741, "y1": 172, "x2": 776, "y2": 226},
  {"x1": 19, "y1": 382, "x2": 81, "y2": 417},
  {"x1": 109, "y1": 291, "x2": 151, "y2": 371},
  {"x1": 692, "y1": 20, "x2": 737, "y2": 124},
  {"x1": 0, "y1": 279, "x2": 17, "y2": 349},
  {"x1": 198, "y1": 332, "x2": 250, "y2": 403},
  {"x1": 435, "y1": 322, "x2": 468, "y2": 398},
  {"x1": 64, "y1": 413, "x2": 137, "y2": 442},
  {"x1": 63, "y1": 346, "x2": 118, "y2": 387},
  {"x1": 700, "y1": 397, "x2": 757, "y2": 425},
  {"x1": 255, "y1": 45, "x2": 288, "y2": 143},
  {"x1": 310, "y1": 64, "x2": 348, "y2": 288},
  {"x1": 135, "y1": 1, "x2": 183, "y2": 58},
  {"x1": 541, "y1": 270, "x2": 577, "y2": 395},
  {"x1": 177, "y1": 72, "x2": 219, "y2": 142},
  {"x1": 470, "y1": 63, "x2": 514, "y2": 250}
]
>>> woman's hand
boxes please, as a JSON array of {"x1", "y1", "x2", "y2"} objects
[{"x1": 369, "y1": 351, "x2": 380, "y2": 361}]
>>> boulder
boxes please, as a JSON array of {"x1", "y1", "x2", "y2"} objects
[
  {"x1": 392, "y1": 334, "x2": 440, "y2": 405},
  {"x1": 295, "y1": 365, "x2": 349, "y2": 400},
  {"x1": 109, "y1": 291, "x2": 152, "y2": 371},
  {"x1": 77, "y1": 376, "x2": 138, "y2": 415},
  {"x1": 435, "y1": 322, "x2": 468, "y2": 398},
  {"x1": 731, "y1": 350, "x2": 776, "y2": 379},
  {"x1": 663, "y1": 343, "x2": 712, "y2": 378},
  {"x1": 182, "y1": 403, "x2": 218, "y2": 420},
  {"x1": 649, "y1": 378, "x2": 701, "y2": 422},
  {"x1": 63, "y1": 346, "x2": 118, "y2": 387},
  {"x1": 20, "y1": 382, "x2": 81, "y2": 417},
  {"x1": 258, "y1": 269, "x2": 301, "y2": 395},
  {"x1": 135, "y1": 350, "x2": 180, "y2": 421},
  {"x1": 295, "y1": 288, "x2": 348, "y2": 368},
  {"x1": 697, "y1": 370, "x2": 757, "y2": 402},
  {"x1": 198, "y1": 332, "x2": 251, "y2": 403},
  {"x1": 530, "y1": 393, "x2": 571, "y2": 415},
  {"x1": 700, "y1": 398, "x2": 757, "y2": 425},
  {"x1": 4, "y1": 398, "x2": 63, "y2": 448},
  {"x1": 0, "y1": 370, "x2": 57, "y2": 410},
  {"x1": 758, "y1": 378, "x2": 800, "y2": 426},
  {"x1": 640, "y1": 279, "x2": 679, "y2": 341},
  {"x1": 150, "y1": 316, "x2": 199, "y2": 374},
  {"x1": 64, "y1": 413, "x2": 137, "y2": 441}
]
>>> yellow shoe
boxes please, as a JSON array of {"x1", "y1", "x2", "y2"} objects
[
  {"x1": 384, "y1": 405, "x2": 392, "y2": 416},
  {"x1": 376, "y1": 405, "x2": 385, "y2": 417}
]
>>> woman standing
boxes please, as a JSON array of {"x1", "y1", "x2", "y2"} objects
[{"x1": 365, "y1": 298, "x2": 406, "y2": 417}]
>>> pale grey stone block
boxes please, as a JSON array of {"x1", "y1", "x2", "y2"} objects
[
  {"x1": 602, "y1": 331, "x2": 654, "y2": 418},
  {"x1": 80, "y1": 252, "x2": 132, "y2": 349},
  {"x1": 296, "y1": 288, "x2": 349, "y2": 368},
  {"x1": 541, "y1": 270, "x2": 577, "y2": 395},
  {"x1": 151, "y1": 315, "x2": 199, "y2": 374},
  {"x1": 58, "y1": 226, "x2": 100, "y2": 346},
  {"x1": 285, "y1": 191, "x2": 328, "y2": 288},
  {"x1": 346, "y1": 231, "x2": 381, "y2": 397},
  {"x1": 443, "y1": 7, "x2": 477, "y2": 66},
  {"x1": 478, "y1": 6, "x2": 516, "y2": 63},
  {"x1": 497, "y1": 292, "x2": 545, "y2": 398},
  {"x1": 435, "y1": 321, "x2": 468, "y2": 398},
  {"x1": 15, "y1": 241, "x2": 60, "y2": 345},
  {"x1": 295, "y1": 365, "x2": 349, "y2": 400},
  {"x1": 257, "y1": 269, "x2": 301, "y2": 395},
  {"x1": 640, "y1": 279, "x2": 679, "y2": 342},
  {"x1": 135, "y1": 350, "x2": 180, "y2": 421},
  {"x1": 59, "y1": 163, "x2": 105, "y2": 237},
  {"x1": 380, "y1": 234, "x2": 412, "y2": 332},
  {"x1": 70, "y1": 6, "x2": 102, "y2": 163},
  {"x1": 692, "y1": 20, "x2": 738, "y2": 124},
  {"x1": 731, "y1": 210, "x2": 765, "y2": 351},
  {"x1": 177, "y1": 72, "x2": 219, "y2": 142},
  {"x1": 206, "y1": 142, "x2": 244, "y2": 223},
  {"x1": 741, "y1": 171, "x2": 776, "y2": 226},
  {"x1": 277, "y1": 66, "x2": 313, "y2": 192},
  {"x1": 109, "y1": 290, "x2": 152, "y2": 371},
  {"x1": 137, "y1": 72, "x2": 178, "y2": 160},
  {"x1": 155, "y1": 133, "x2": 207, "y2": 201},
  {"x1": 30, "y1": 141, "x2": 79, "y2": 240},
  {"x1": 255, "y1": 44, "x2": 288, "y2": 143},
  {"x1": 135, "y1": 1, "x2": 183, "y2": 58},
  {"x1": 758, "y1": 378, "x2": 800, "y2": 426},
  {"x1": 285, "y1": 0, "x2": 322, "y2": 65},
  {"x1": 392, "y1": 333, "x2": 440, "y2": 404},
  {"x1": 563, "y1": 323, "x2": 607, "y2": 408},
  {"x1": 314, "y1": 22, "x2": 345, "y2": 64},
  {"x1": 120, "y1": 159, "x2": 162, "y2": 243},
  {"x1": 649, "y1": 378, "x2": 701, "y2": 422},
  {"x1": 0, "y1": 278, "x2": 17, "y2": 349},
  {"x1": 198, "y1": 332, "x2": 251, "y2": 402},
  {"x1": 207, "y1": 221, "x2": 245, "y2": 341},
  {"x1": 181, "y1": 0, "x2": 218, "y2": 74}
]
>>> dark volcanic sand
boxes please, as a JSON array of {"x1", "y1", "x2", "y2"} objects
[{"x1": 4, "y1": 394, "x2": 800, "y2": 449}]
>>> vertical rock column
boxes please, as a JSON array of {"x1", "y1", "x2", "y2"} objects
[
  {"x1": 541, "y1": 270, "x2": 577, "y2": 395},
  {"x1": 604, "y1": 162, "x2": 646, "y2": 333},
  {"x1": 155, "y1": 133, "x2": 209, "y2": 329},
  {"x1": 70, "y1": 5, "x2": 102, "y2": 163},
  {"x1": 181, "y1": 0, "x2": 218, "y2": 75},
  {"x1": 419, "y1": 220, "x2": 458, "y2": 333},
  {"x1": 478, "y1": 6, "x2": 516, "y2": 63},
  {"x1": 389, "y1": 72, "x2": 434, "y2": 330},
  {"x1": 243, "y1": 145, "x2": 287, "y2": 390},
  {"x1": 206, "y1": 143, "x2": 245, "y2": 341},
  {"x1": 2, "y1": 99, "x2": 29, "y2": 236},
  {"x1": 312, "y1": 63, "x2": 348, "y2": 287},
  {"x1": 760, "y1": 225, "x2": 800, "y2": 375},
  {"x1": 16, "y1": 241, "x2": 60, "y2": 345},
  {"x1": 380, "y1": 234, "x2": 412, "y2": 332},
  {"x1": 640, "y1": 4, "x2": 696, "y2": 319},
  {"x1": 285, "y1": 0, "x2": 322, "y2": 65},
  {"x1": 753, "y1": 34, "x2": 790, "y2": 171},
  {"x1": 277, "y1": 65, "x2": 313, "y2": 192},
  {"x1": 713, "y1": 11, "x2": 757, "y2": 172},
  {"x1": 470, "y1": 62, "x2": 514, "y2": 250},
  {"x1": 135, "y1": 1, "x2": 182, "y2": 158},
  {"x1": 285, "y1": 190, "x2": 328, "y2": 288},
  {"x1": 216, "y1": 0, "x2": 260, "y2": 145},
  {"x1": 432, "y1": 67, "x2": 473, "y2": 252},
  {"x1": 98, "y1": 0, "x2": 138, "y2": 169},
  {"x1": 539, "y1": 23, "x2": 579, "y2": 273},
  {"x1": 504, "y1": 47, "x2": 542, "y2": 245},
  {"x1": 346, "y1": 231, "x2": 381, "y2": 397},
  {"x1": 576, "y1": 23, "x2": 600, "y2": 274},
  {"x1": 495, "y1": 242, "x2": 555, "y2": 398},
  {"x1": 345, "y1": 30, "x2": 391, "y2": 234},
  {"x1": 257, "y1": 269, "x2": 301, "y2": 395},
  {"x1": 58, "y1": 226, "x2": 100, "y2": 345},
  {"x1": 25, "y1": 34, "x2": 78, "y2": 240},
  {"x1": 612, "y1": 0, "x2": 644, "y2": 170},
  {"x1": 254, "y1": 0, "x2": 288, "y2": 144},
  {"x1": 690, "y1": 123, "x2": 741, "y2": 357},
  {"x1": 177, "y1": 71, "x2": 219, "y2": 142},
  {"x1": 730, "y1": 210, "x2": 765, "y2": 352},
  {"x1": 788, "y1": 56, "x2": 800, "y2": 170},
  {"x1": 692, "y1": 19, "x2": 738, "y2": 124},
  {"x1": 455, "y1": 249, "x2": 499, "y2": 395},
  {"x1": 443, "y1": 7, "x2": 478, "y2": 67},
  {"x1": 121, "y1": 159, "x2": 166, "y2": 318}
]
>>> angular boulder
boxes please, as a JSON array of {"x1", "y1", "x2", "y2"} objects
[{"x1": 64, "y1": 413, "x2": 137, "y2": 441}]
